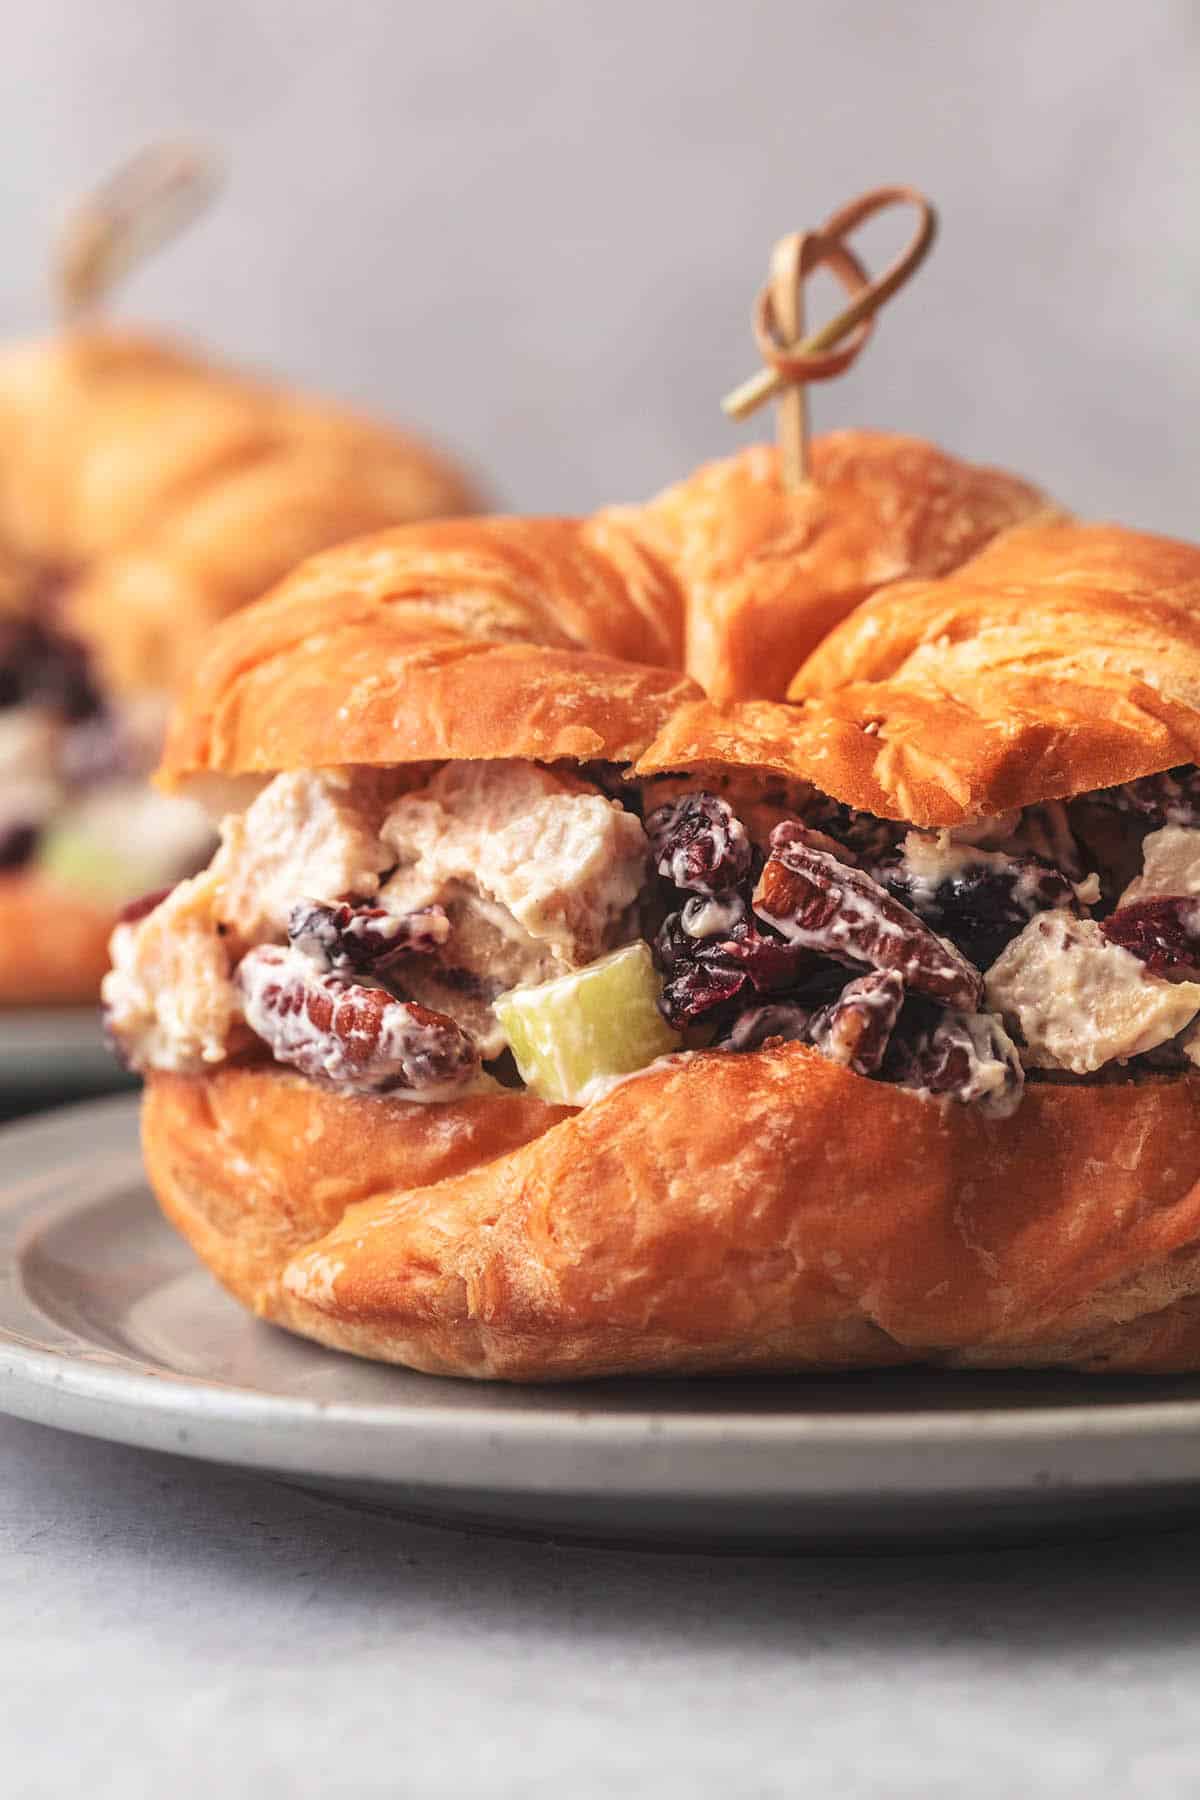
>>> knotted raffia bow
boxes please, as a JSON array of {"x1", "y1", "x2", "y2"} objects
[
  {"x1": 55, "y1": 140, "x2": 223, "y2": 323},
  {"x1": 722, "y1": 185, "x2": 938, "y2": 490}
]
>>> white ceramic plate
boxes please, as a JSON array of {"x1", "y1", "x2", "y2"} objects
[
  {"x1": 5, "y1": 1095, "x2": 1200, "y2": 1546},
  {"x1": 0, "y1": 1008, "x2": 135, "y2": 1102}
]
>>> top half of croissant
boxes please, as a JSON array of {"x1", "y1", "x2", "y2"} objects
[{"x1": 158, "y1": 445, "x2": 1200, "y2": 831}]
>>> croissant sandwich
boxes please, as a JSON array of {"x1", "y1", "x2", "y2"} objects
[
  {"x1": 99, "y1": 499, "x2": 1200, "y2": 1382},
  {"x1": 0, "y1": 329, "x2": 478, "y2": 1003}
]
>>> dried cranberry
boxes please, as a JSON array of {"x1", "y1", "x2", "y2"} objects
[
  {"x1": 655, "y1": 904, "x2": 812, "y2": 1027},
  {"x1": 645, "y1": 792, "x2": 751, "y2": 895},
  {"x1": 802, "y1": 798, "x2": 905, "y2": 864},
  {"x1": 661, "y1": 959, "x2": 751, "y2": 1024},
  {"x1": 0, "y1": 822, "x2": 37, "y2": 871},
  {"x1": 754, "y1": 823, "x2": 982, "y2": 1009},
  {"x1": 1101, "y1": 897, "x2": 1200, "y2": 978},
  {"x1": 878, "y1": 854, "x2": 1077, "y2": 970},
  {"x1": 288, "y1": 900, "x2": 450, "y2": 981},
  {"x1": 1092, "y1": 766, "x2": 1200, "y2": 829},
  {"x1": 886, "y1": 1005, "x2": 1024, "y2": 1119}
]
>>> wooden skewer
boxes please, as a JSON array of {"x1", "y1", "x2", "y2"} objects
[
  {"x1": 722, "y1": 185, "x2": 938, "y2": 487},
  {"x1": 55, "y1": 140, "x2": 224, "y2": 324},
  {"x1": 769, "y1": 231, "x2": 809, "y2": 493}
]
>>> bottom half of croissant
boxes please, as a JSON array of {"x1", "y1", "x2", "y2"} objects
[{"x1": 143, "y1": 1050, "x2": 1200, "y2": 1382}]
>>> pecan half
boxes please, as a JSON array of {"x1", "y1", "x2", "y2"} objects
[
  {"x1": 1101, "y1": 897, "x2": 1200, "y2": 979},
  {"x1": 236, "y1": 945, "x2": 479, "y2": 1094},
  {"x1": 754, "y1": 823, "x2": 982, "y2": 1009},
  {"x1": 645, "y1": 792, "x2": 751, "y2": 895},
  {"x1": 808, "y1": 970, "x2": 905, "y2": 1077},
  {"x1": 288, "y1": 899, "x2": 450, "y2": 979}
]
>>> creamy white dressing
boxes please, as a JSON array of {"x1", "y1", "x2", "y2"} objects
[
  {"x1": 681, "y1": 893, "x2": 744, "y2": 938},
  {"x1": 898, "y1": 831, "x2": 1057, "y2": 914},
  {"x1": 104, "y1": 757, "x2": 1200, "y2": 1107},
  {"x1": 106, "y1": 761, "x2": 654, "y2": 1088}
]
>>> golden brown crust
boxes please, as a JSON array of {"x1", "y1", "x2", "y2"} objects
[
  {"x1": 0, "y1": 328, "x2": 481, "y2": 695},
  {"x1": 790, "y1": 519, "x2": 1200, "y2": 706},
  {"x1": 158, "y1": 432, "x2": 1051, "y2": 783},
  {"x1": 632, "y1": 520, "x2": 1200, "y2": 828},
  {"x1": 142, "y1": 1065, "x2": 571, "y2": 1325},
  {"x1": 143, "y1": 1046, "x2": 1200, "y2": 1380},
  {"x1": 636, "y1": 677, "x2": 1200, "y2": 828},
  {"x1": 160, "y1": 517, "x2": 697, "y2": 783},
  {"x1": 0, "y1": 873, "x2": 116, "y2": 1004},
  {"x1": 627, "y1": 435, "x2": 1053, "y2": 703}
]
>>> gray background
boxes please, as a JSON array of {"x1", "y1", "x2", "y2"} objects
[{"x1": 1, "y1": 0, "x2": 1197, "y2": 530}]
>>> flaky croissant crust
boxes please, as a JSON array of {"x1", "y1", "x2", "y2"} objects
[
  {"x1": 0, "y1": 327, "x2": 480, "y2": 698},
  {"x1": 152, "y1": 418, "x2": 1043, "y2": 747},
  {"x1": 162, "y1": 503, "x2": 1200, "y2": 831}
]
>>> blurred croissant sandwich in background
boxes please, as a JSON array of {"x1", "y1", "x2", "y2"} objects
[
  {"x1": 100, "y1": 504, "x2": 1200, "y2": 1381},
  {"x1": 0, "y1": 147, "x2": 479, "y2": 1004}
]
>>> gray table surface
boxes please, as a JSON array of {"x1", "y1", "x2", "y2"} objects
[{"x1": 3, "y1": 1410, "x2": 1197, "y2": 1797}]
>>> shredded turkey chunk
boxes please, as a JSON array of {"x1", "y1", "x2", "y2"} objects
[
  {"x1": 102, "y1": 871, "x2": 240, "y2": 1072},
  {"x1": 380, "y1": 760, "x2": 648, "y2": 968},
  {"x1": 213, "y1": 769, "x2": 394, "y2": 946},
  {"x1": 985, "y1": 913, "x2": 1200, "y2": 1074},
  {"x1": 1120, "y1": 825, "x2": 1200, "y2": 907}
]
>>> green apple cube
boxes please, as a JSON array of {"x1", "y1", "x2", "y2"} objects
[
  {"x1": 39, "y1": 821, "x2": 164, "y2": 906},
  {"x1": 494, "y1": 942, "x2": 680, "y2": 1105}
]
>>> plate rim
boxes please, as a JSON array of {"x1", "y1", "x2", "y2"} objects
[{"x1": 0, "y1": 1006, "x2": 134, "y2": 1094}]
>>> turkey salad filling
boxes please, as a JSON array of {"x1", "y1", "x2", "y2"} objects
[
  {"x1": 0, "y1": 607, "x2": 213, "y2": 905},
  {"x1": 103, "y1": 758, "x2": 1200, "y2": 1116}
]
